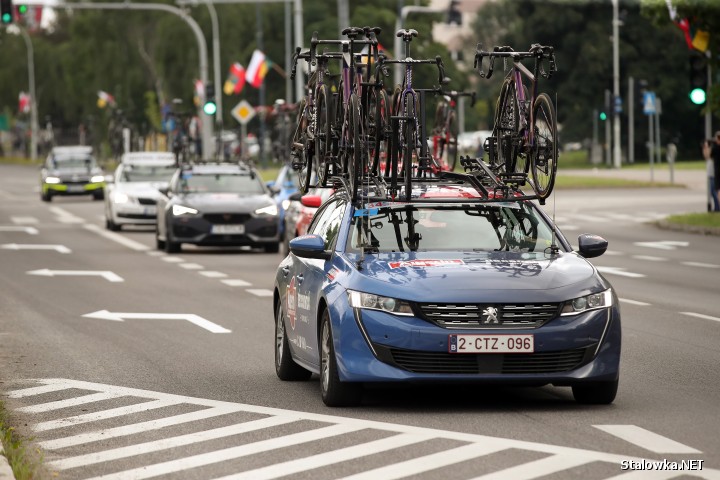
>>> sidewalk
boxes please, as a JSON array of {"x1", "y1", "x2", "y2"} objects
[{"x1": 562, "y1": 167, "x2": 706, "y2": 191}]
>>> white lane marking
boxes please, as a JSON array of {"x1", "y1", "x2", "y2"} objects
[
  {"x1": 33, "y1": 399, "x2": 178, "y2": 432},
  {"x1": 634, "y1": 241, "x2": 689, "y2": 250},
  {"x1": 83, "y1": 224, "x2": 149, "y2": 251},
  {"x1": 49, "y1": 206, "x2": 84, "y2": 224},
  {"x1": 1, "y1": 243, "x2": 71, "y2": 254},
  {"x1": 604, "y1": 250, "x2": 624, "y2": 256},
  {"x1": 27, "y1": 269, "x2": 124, "y2": 283},
  {"x1": 199, "y1": 271, "x2": 228, "y2": 278},
  {"x1": 146, "y1": 251, "x2": 165, "y2": 257},
  {"x1": 16, "y1": 392, "x2": 120, "y2": 413},
  {"x1": 247, "y1": 289, "x2": 273, "y2": 297},
  {"x1": 619, "y1": 298, "x2": 651, "y2": 306},
  {"x1": 87, "y1": 424, "x2": 365, "y2": 480},
  {"x1": 161, "y1": 256, "x2": 184, "y2": 263},
  {"x1": 468, "y1": 454, "x2": 592, "y2": 480},
  {"x1": 632, "y1": 255, "x2": 667, "y2": 262},
  {"x1": 221, "y1": 279, "x2": 252, "y2": 287},
  {"x1": 569, "y1": 213, "x2": 609, "y2": 223},
  {"x1": 82, "y1": 310, "x2": 232, "y2": 334},
  {"x1": 596, "y1": 266, "x2": 646, "y2": 278},
  {"x1": 680, "y1": 312, "x2": 720, "y2": 323},
  {"x1": 0, "y1": 226, "x2": 38, "y2": 234},
  {"x1": 48, "y1": 415, "x2": 299, "y2": 470},
  {"x1": 593, "y1": 425, "x2": 701, "y2": 454},
  {"x1": 338, "y1": 443, "x2": 507, "y2": 480},
  {"x1": 605, "y1": 213, "x2": 636, "y2": 222},
  {"x1": 558, "y1": 225, "x2": 580, "y2": 231},
  {"x1": 6, "y1": 382, "x2": 75, "y2": 398},
  {"x1": 682, "y1": 261, "x2": 720, "y2": 269},
  {"x1": 10, "y1": 216, "x2": 39, "y2": 225},
  {"x1": 179, "y1": 263, "x2": 203, "y2": 270},
  {"x1": 212, "y1": 433, "x2": 432, "y2": 480}
]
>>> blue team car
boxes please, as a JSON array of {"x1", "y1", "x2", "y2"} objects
[{"x1": 273, "y1": 182, "x2": 621, "y2": 407}]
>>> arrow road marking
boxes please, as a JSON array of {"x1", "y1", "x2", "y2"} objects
[
  {"x1": 1, "y1": 243, "x2": 71, "y2": 254},
  {"x1": 595, "y1": 266, "x2": 646, "y2": 278},
  {"x1": 27, "y1": 269, "x2": 124, "y2": 283},
  {"x1": 633, "y1": 240, "x2": 689, "y2": 250},
  {"x1": 82, "y1": 310, "x2": 231, "y2": 333},
  {"x1": 0, "y1": 226, "x2": 39, "y2": 234}
]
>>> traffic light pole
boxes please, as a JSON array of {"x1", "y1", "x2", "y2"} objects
[
  {"x1": 56, "y1": 1, "x2": 213, "y2": 160},
  {"x1": 18, "y1": 26, "x2": 38, "y2": 161},
  {"x1": 706, "y1": 50, "x2": 713, "y2": 139}
]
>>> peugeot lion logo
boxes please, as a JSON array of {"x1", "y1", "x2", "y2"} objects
[{"x1": 482, "y1": 306, "x2": 499, "y2": 324}]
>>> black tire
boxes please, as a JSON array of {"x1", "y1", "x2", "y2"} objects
[
  {"x1": 369, "y1": 88, "x2": 389, "y2": 176},
  {"x1": 572, "y1": 379, "x2": 618, "y2": 405},
  {"x1": 263, "y1": 242, "x2": 280, "y2": 254},
  {"x1": 155, "y1": 229, "x2": 166, "y2": 250},
  {"x1": 494, "y1": 78, "x2": 520, "y2": 173},
  {"x1": 275, "y1": 301, "x2": 312, "y2": 381},
  {"x1": 292, "y1": 99, "x2": 311, "y2": 194},
  {"x1": 531, "y1": 93, "x2": 558, "y2": 200},
  {"x1": 316, "y1": 85, "x2": 332, "y2": 187},
  {"x1": 41, "y1": 191, "x2": 52, "y2": 202},
  {"x1": 106, "y1": 217, "x2": 121, "y2": 232},
  {"x1": 93, "y1": 191, "x2": 104, "y2": 201},
  {"x1": 164, "y1": 221, "x2": 181, "y2": 253},
  {"x1": 347, "y1": 94, "x2": 365, "y2": 203},
  {"x1": 320, "y1": 308, "x2": 362, "y2": 406}
]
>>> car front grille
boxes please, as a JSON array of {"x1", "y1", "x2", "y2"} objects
[
  {"x1": 382, "y1": 346, "x2": 591, "y2": 375},
  {"x1": 417, "y1": 303, "x2": 559, "y2": 329},
  {"x1": 204, "y1": 213, "x2": 251, "y2": 224},
  {"x1": 137, "y1": 198, "x2": 157, "y2": 205}
]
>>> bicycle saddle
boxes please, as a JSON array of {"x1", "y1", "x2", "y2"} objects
[
  {"x1": 342, "y1": 27, "x2": 364, "y2": 39},
  {"x1": 396, "y1": 29, "x2": 419, "y2": 41},
  {"x1": 363, "y1": 26, "x2": 382, "y2": 35}
]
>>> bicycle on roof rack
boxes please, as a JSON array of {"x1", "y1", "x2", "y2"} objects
[
  {"x1": 431, "y1": 89, "x2": 476, "y2": 173},
  {"x1": 474, "y1": 43, "x2": 558, "y2": 201}
]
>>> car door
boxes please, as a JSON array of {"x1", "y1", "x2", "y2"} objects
[{"x1": 286, "y1": 197, "x2": 346, "y2": 366}]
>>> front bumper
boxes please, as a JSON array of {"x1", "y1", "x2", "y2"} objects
[
  {"x1": 111, "y1": 203, "x2": 159, "y2": 225},
  {"x1": 327, "y1": 293, "x2": 621, "y2": 385},
  {"x1": 169, "y1": 212, "x2": 280, "y2": 246},
  {"x1": 44, "y1": 182, "x2": 104, "y2": 196}
]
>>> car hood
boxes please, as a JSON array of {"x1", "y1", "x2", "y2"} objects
[
  {"x1": 339, "y1": 251, "x2": 605, "y2": 303},
  {"x1": 114, "y1": 182, "x2": 168, "y2": 199},
  {"x1": 176, "y1": 193, "x2": 274, "y2": 213},
  {"x1": 50, "y1": 167, "x2": 103, "y2": 178}
]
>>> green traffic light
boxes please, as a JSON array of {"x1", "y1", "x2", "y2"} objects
[
  {"x1": 690, "y1": 88, "x2": 706, "y2": 105},
  {"x1": 18, "y1": 4, "x2": 27, "y2": 14},
  {"x1": 1, "y1": 12, "x2": 11, "y2": 23},
  {"x1": 599, "y1": 112, "x2": 607, "y2": 121},
  {"x1": 203, "y1": 102, "x2": 217, "y2": 116}
]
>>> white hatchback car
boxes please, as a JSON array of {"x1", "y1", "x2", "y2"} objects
[{"x1": 104, "y1": 152, "x2": 177, "y2": 231}]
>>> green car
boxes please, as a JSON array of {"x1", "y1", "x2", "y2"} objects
[{"x1": 40, "y1": 146, "x2": 106, "y2": 202}]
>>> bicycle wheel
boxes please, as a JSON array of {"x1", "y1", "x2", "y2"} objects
[
  {"x1": 316, "y1": 85, "x2": 332, "y2": 187},
  {"x1": 494, "y1": 78, "x2": 519, "y2": 173},
  {"x1": 347, "y1": 94, "x2": 364, "y2": 203},
  {"x1": 369, "y1": 88, "x2": 389, "y2": 177},
  {"x1": 530, "y1": 93, "x2": 558, "y2": 200},
  {"x1": 292, "y1": 99, "x2": 312, "y2": 193}
]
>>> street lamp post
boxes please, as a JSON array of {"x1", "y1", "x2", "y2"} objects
[
  {"x1": 394, "y1": 4, "x2": 445, "y2": 86},
  {"x1": 612, "y1": 0, "x2": 622, "y2": 169}
]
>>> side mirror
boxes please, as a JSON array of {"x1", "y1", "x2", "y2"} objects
[
  {"x1": 158, "y1": 186, "x2": 170, "y2": 197},
  {"x1": 300, "y1": 195, "x2": 322, "y2": 208},
  {"x1": 289, "y1": 234, "x2": 331, "y2": 260},
  {"x1": 578, "y1": 234, "x2": 608, "y2": 259}
]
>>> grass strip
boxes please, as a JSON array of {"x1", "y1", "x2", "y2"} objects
[
  {"x1": 555, "y1": 176, "x2": 677, "y2": 189},
  {"x1": 664, "y1": 212, "x2": 720, "y2": 229},
  {"x1": 0, "y1": 400, "x2": 46, "y2": 480}
]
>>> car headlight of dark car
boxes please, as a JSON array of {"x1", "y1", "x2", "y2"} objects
[
  {"x1": 560, "y1": 288, "x2": 613, "y2": 316},
  {"x1": 255, "y1": 204, "x2": 279, "y2": 216},
  {"x1": 172, "y1": 205, "x2": 199, "y2": 216},
  {"x1": 348, "y1": 290, "x2": 414, "y2": 316}
]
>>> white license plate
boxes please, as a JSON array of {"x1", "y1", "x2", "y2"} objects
[
  {"x1": 211, "y1": 224, "x2": 245, "y2": 234},
  {"x1": 449, "y1": 334, "x2": 534, "y2": 353},
  {"x1": 67, "y1": 185, "x2": 85, "y2": 193}
]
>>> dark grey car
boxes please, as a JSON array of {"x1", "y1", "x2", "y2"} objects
[{"x1": 155, "y1": 163, "x2": 281, "y2": 253}]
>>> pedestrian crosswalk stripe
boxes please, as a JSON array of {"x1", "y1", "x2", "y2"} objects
[
  {"x1": 468, "y1": 454, "x2": 592, "y2": 480},
  {"x1": 16, "y1": 391, "x2": 119, "y2": 413},
  {"x1": 7, "y1": 382, "x2": 73, "y2": 398},
  {"x1": 593, "y1": 425, "x2": 701, "y2": 454}
]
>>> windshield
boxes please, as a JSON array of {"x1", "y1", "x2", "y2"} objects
[
  {"x1": 347, "y1": 203, "x2": 555, "y2": 253},
  {"x1": 120, "y1": 165, "x2": 176, "y2": 183},
  {"x1": 179, "y1": 173, "x2": 264, "y2": 194},
  {"x1": 52, "y1": 156, "x2": 96, "y2": 169}
]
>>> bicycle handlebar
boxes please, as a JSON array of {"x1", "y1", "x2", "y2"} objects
[{"x1": 474, "y1": 43, "x2": 557, "y2": 79}]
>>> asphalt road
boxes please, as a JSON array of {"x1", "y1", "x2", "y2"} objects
[{"x1": 1, "y1": 164, "x2": 718, "y2": 480}]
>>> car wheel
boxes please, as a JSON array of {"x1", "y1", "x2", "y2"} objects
[
  {"x1": 264, "y1": 242, "x2": 280, "y2": 254},
  {"x1": 572, "y1": 380, "x2": 618, "y2": 405},
  {"x1": 155, "y1": 229, "x2": 166, "y2": 250},
  {"x1": 41, "y1": 191, "x2": 52, "y2": 202},
  {"x1": 105, "y1": 217, "x2": 121, "y2": 232},
  {"x1": 164, "y1": 221, "x2": 181, "y2": 253},
  {"x1": 320, "y1": 308, "x2": 362, "y2": 407},
  {"x1": 93, "y1": 191, "x2": 104, "y2": 201},
  {"x1": 275, "y1": 301, "x2": 312, "y2": 381}
]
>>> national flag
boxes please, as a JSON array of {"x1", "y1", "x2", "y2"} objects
[
  {"x1": 96, "y1": 90, "x2": 116, "y2": 109},
  {"x1": 246, "y1": 49, "x2": 271, "y2": 88},
  {"x1": 193, "y1": 79, "x2": 204, "y2": 106},
  {"x1": 223, "y1": 62, "x2": 246, "y2": 95},
  {"x1": 18, "y1": 92, "x2": 30, "y2": 114}
]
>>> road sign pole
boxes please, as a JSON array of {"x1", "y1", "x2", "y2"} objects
[
  {"x1": 648, "y1": 109, "x2": 654, "y2": 183},
  {"x1": 628, "y1": 76, "x2": 634, "y2": 164}
]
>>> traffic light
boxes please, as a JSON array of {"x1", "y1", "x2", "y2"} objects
[
  {"x1": 447, "y1": 0, "x2": 462, "y2": 25},
  {"x1": 599, "y1": 111, "x2": 607, "y2": 121},
  {"x1": 203, "y1": 83, "x2": 217, "y2": 115},
  {"x1": 1, "y1": 0, "x2": 13, "y2": 24},
  {"x1": 16, "y1": 3, "x2": 27, "y2": 15},
  {"x1": 689, "y1": 53, "x2": 707, "y2": 105}
]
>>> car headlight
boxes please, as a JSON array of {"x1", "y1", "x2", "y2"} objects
[
  {"x1": 281, "y1": 199, "x2": 291, "y2": 211},
  {"x1": 255, "y1": 204, "x2": 278, "y2": 216},
  {"x1": 45, "y1": 176, "x2": 61, "y2": 184},
  {"x1": 113, "y1": 193, "x2": 130, "y2": 204},
  {"x1": 348, "y1": 290, "x2": 414, "y2": 316},
  {"x1": 91, "y1": 175, "x2": 105, "y2": 183},
  {"x1": 172, "y1": 204, "x2": 199, "y2": 216},
  {"x1": 560, "y1": 289, "x2": 613, "y2": 316}
]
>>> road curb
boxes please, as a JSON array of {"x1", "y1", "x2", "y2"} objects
[
  {"x1": 654, "y1": 219, "x2": 720, "y2": 236},
  {"x1": 0, "y1": 449, "x2": 14, "y2": 480}
]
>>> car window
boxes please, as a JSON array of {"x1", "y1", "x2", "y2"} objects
[
  {"x1": 347, "y1": 202, "x2": 555, "y2": 253},
  {"x1": 309, "y1": 199, "x2": 346, "y2": 250},
  {"x1": 119, "y1": 165, "x2": 177, "y2": 183}
]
